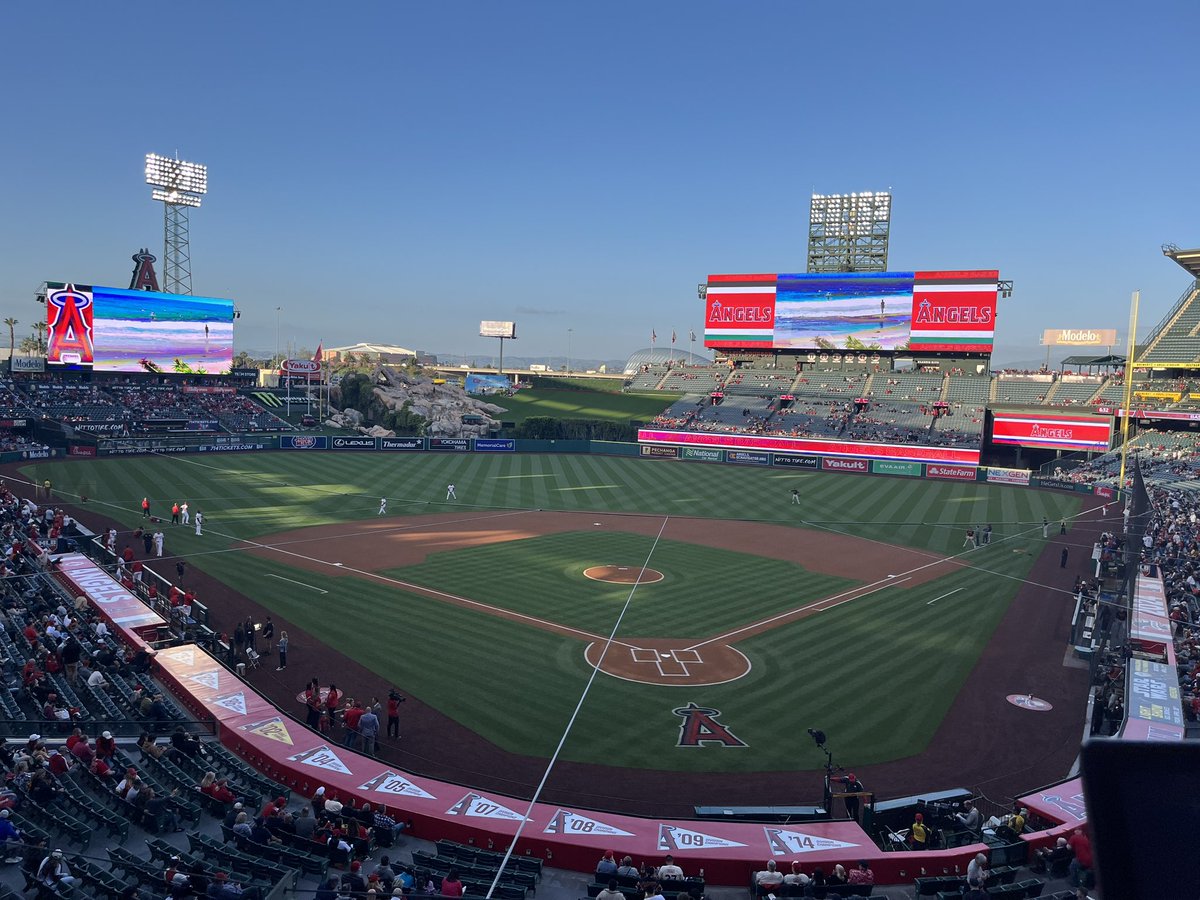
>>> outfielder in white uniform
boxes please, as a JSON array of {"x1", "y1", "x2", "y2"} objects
[
  {"x1": 446, "y1": 484, "x2": 456, "y2": 501},
  {"x1": 194, "y1": 512, "x2": 203, "y2": 536},
  {"x1": 378, "y1": 498, "x2": 387, "y2": 516}
]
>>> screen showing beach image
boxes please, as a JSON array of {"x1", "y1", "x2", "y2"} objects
[
  {"x1": 90, "y1": 287, "x2": 235, "y2": 374},
  {"x1": 773, "y1": 272, "x2": 915, "y2": 350}
]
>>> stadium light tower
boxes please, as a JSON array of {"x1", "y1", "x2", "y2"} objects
[
  {"x1": 145, "y1": 152, "x2": 208, "y2": 294},
  {"x1": 807, "y1": 191, "x2": 892, "y2": 274}
]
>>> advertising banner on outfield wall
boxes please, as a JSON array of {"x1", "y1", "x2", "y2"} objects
[
  {"x1": 725, "y1": 449, "x2": 770, "y2": 466},
  {"x1": 281, "y1": 435, "x2": 328, "y2": 450},
  {"x1": 772, "y1": 453, "x2": 820, "y2": 469},
  {"x1": 332, "y1": 436, "x2": 379, "y2": 450},
  {"x1": 682, "y1": 447, "x2": 723, "y2": 462},
  {"x1": 637, "y1": 429, "x2": 980, "y2": 465},
  {"x1": 987, "y1": 467, "x2": 1032, "y2": 486},
  {"x1": 926, "y1": 464, "x2": 977, "y2": 481},
  {"x1": 380, "y1": 437, "x2": 425, "y2": 451},
  {"x1": 822, "y1": 457, "x2": 868, "y2": 474},
  {"x1": 871, "y1": 459, "x2": 922, "y2": 477},
  {"x1": 429, "y1": 438, "x2": 470, "y2": 452},
  {"x1": 474, "y1": 438, "x2": 515, "y2": 452},
  {"x1": 640, "y1": 445, "x2": 679, "y2": 458}
]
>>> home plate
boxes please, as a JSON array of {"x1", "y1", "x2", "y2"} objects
[
  {"x1": 660, "y1": 652, "x2": 671, "y2": 658},
  {"x1": 594, "y1": 523, "x2": 602, "y2": 526},
  {"x1": 333, "y1": 563, "x2": 344, "y2": 567}
]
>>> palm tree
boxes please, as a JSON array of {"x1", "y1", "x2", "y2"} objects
[{"x1": 3, "y1": 317, "x2": 17, "y2": 362}]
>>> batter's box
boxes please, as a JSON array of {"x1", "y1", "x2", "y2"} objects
[
  {"x1": 630, "y1": 648, "x2": 661, "y2": 663},
  {"x1": 671, "y1": 649, "x2": 702, "y2": 664}
]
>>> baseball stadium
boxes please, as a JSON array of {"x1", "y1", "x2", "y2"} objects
[{"x1": 0, "y1": 220, "x2": 1198, "y2": 900}]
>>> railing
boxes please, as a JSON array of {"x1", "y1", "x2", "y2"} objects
[
  {"x1": 2, "y1": 716, "x2": 217, "y2": 739},
  {"x1": 1140, "y1": 278, "x2": 1200, "y2": 358}
]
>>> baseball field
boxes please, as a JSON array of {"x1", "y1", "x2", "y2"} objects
[{"x1": 20, "y1": 450, "x2": 1093, "y2": 810}]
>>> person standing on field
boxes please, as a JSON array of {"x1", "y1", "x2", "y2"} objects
[
  {"x1": 1042, "y1": 517, "x2": 1049, "y2": 538},
  {"x1": 154, "y1": 530, "x2": 164, "y2": 557},
  {"x1": 194, "y1": 511, "x2": 203, "y2": 536},
  {"x1": 378, "y1": 498, "x2": 387, "y2": 516},
  {"x1": 181, "y1": 503, "x2": 190, "y2": 526},
  {"x1": 791, "y1": 489, "x2": 800, "y2": 504},
  {"x1": 276, "y1": 631, "x2": 289, "y2": 671},
  {"x1": 141, "y1": 497, "x2": 150, "y2": 518},
  {"x1": 446, "y1": 483, "x2": 456, "y2": 501}
]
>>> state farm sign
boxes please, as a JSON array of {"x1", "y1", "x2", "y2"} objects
[
  {"x1": 926, "y1": 464, "x2": 976, "y2": 481},
  {"x1": 281, "y1": 359, "x2": 320, "y2": 375}
]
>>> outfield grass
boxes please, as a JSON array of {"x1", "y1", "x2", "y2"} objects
[
  {"x1": 490, "y1": 387, "x2": 679, "y2": 424},
  {"x1": 21, "y1": 452, "x2": 1082, "y2": 772}
]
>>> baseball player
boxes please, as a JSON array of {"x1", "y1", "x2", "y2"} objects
[
  {"x1": 446, "y1": 483, "x2": 456, "y2": 501},
  {"x1": 378, "y1": 497, "x2": 387, "y2": 516},
  {"x1": 194, "y1": 511, "x2": 203, "y2": 536}
]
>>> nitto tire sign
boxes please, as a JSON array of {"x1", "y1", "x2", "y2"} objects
[
  {"x1": 332, "y1": 437, "x2": 378, "y2": 450},
  {"x1": 772, "y1": 453, "x2": 819, "y2": 469},
  {"x1": 281, "y1": 435, "x2": 328, "y2": 450}
]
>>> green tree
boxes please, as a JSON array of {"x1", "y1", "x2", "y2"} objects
[{"x1": 3, "y1": 317, "x2": 16, "y2": 361}]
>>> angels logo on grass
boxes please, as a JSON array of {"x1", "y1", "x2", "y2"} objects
[
  {"x1": 187, "y1": 670, "x2": 221, "y2": 690},
  {"x1": 211, "y1": 691, "x2": 248, "y2": 715},
  {"x1": 446, "y1": 792, "x2": 527, "y2": 822},
  {"x1": 358, "y1": 771, "x2": 436, "y2": 800},
  {"x1": 239, "y1": 717, "x2": 294, "y2": 746},
  {"x1": 657, "y1": 824, "x2": 745, "y2": 852},
  {"x1": 673, "y1": 702, "x2": 746, "y2": 747},
  {"x1": 764, "y1": 827, "x2": 858, "y2": 856},
  {"x1": 287, "y1": 745, "x2": 353, "y2": 775},
  {"x1": 544, "y1": 809, "x2": 634, "y2": 837},
  {"x1": 160, "y1": 648, "x2": 195, "y2": 667}
]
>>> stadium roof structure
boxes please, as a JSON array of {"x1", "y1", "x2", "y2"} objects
[
  {"x1": 1163, "y1": 244, "x2": 1200, "y2": 279},
  {"x1": 623, "y1": 347, "x2": 711, "y2": 373},
  {"x1": 1060, "y1": 354, "x2": 1125, "y2": 367},
  {"x1": 327, "y1": 342, "x2": 417, "y2": 357}
]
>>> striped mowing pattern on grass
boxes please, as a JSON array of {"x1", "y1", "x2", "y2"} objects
[{"x1": 20, "y1": 452, "x2": 1081, "y2": 772}]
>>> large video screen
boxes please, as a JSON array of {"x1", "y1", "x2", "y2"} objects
[
  {"x1": 704, "y1": 270, "x2": 999, "y2": 353},
  {"x1": 990, "y1": 412, "x2": 1113, "y2": 453},
  {"x1": 46, "y1": 283, "x2": 234, "y2": 374}
]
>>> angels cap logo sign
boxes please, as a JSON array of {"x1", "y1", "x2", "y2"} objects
[{"x1": 673, "y1": 702, "x2": 746, "y2": 747}]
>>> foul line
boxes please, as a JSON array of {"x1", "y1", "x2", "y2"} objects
[
  {"x1": 264, "y1": 573, "x2": 328, "y2": 594},
  {"x1": 927, "y1": 588, "x2": 962, "y2": 605},
  {"x1": 483, "y1": 516, "x2": 671, "y2": 900}
]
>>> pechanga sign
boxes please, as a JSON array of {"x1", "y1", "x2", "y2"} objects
[
  {"x1": 281, "y1": 435, "x2": 328, "y2": 450},
  {"x1": 640, "y1": 444, "x2": 680, "y2": 458}
]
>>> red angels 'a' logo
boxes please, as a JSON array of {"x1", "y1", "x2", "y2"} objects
[{"x1": 673, "y1": 702, "x2": 746, "y2": 747}]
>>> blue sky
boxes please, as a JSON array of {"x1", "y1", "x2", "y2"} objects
[{"x1": 2, "y1": 1, "x2": 1197, "y2": 364}]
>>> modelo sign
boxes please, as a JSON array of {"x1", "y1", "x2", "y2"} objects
[
  {"x1": 1041, "y1": 328, "x2": 1118, "y2": 346},
  {"x1": 991, "y1": 413, "x2": 1113, "y2": 453},
  {"x1": 281, "y1": 359, "x2": 320, "y2": 375}
]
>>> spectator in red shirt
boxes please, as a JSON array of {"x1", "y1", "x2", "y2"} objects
[
  {"x1": 1067, "y1": 829, "x2": 1093, "y2": 886},
  {"x1": 342, "y1": 701, "x2": 364, "y2": 751},
  {"x1": 386, "y1": 693, "x2": 401, "y2": 739},
  {"x1": 122, "y1": 546, "x2": 134, "y2": 564},
  {"x1": 70, "y1": 736, "x2": 95, "y2": 766},
  {"x1": 95, "y1": 730, "x2": 116, "y2": 761}
]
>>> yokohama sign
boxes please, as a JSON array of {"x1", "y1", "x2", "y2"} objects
[{"x1": 991, "y1": 413, "x2": 1112, "y2": 452}]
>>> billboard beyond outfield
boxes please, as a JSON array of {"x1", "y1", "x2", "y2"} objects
[
  {"x1": 703, "y1": 270, "x2": 999, "y2": 353},
  {"x1": 45, "y1": 282, "x2": 234, "y2": 374}
]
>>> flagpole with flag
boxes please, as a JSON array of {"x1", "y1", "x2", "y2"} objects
[
  {"x1": 312, "y1": 341, "x2": 324, "y2": 421},
  {"x1": 689, "y1": 329, "x2": 697, "y2": 362},
  {"x1": 669, "y1": 329, "x2": 676, "y2": 368}
]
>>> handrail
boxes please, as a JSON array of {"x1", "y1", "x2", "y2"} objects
[{"x1": 1140, "y1": 278, "x2": 1200, "y2": 358}]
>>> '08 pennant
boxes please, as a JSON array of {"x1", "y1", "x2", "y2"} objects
[{"x1": 544, "y1": 809, "x2": 634, "y2": 837}]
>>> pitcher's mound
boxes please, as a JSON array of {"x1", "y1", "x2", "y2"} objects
[{"x1": 584, "y1": 565, "x2": 664, "y2": 584}]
